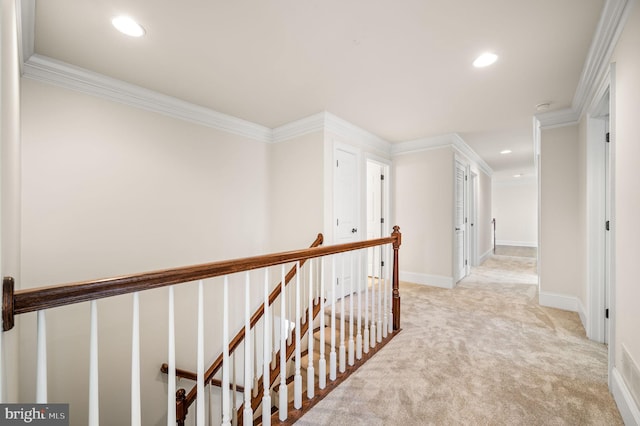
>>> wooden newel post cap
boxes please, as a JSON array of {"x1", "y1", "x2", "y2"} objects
[{"x1": 392, "y1": 226, "x2": 401, "y2": 248}]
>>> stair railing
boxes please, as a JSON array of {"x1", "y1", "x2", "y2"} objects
[
  {"x1": 161, "y1": 233, "x2": 324, "y2": 424},
  {"x1": 1, "y1": 226, "x2": 401, "y2": 425}
]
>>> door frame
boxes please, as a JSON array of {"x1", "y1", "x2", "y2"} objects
[
  {"x1": 453, "y1": 155, "x2": 470, "y2": 282},
  {"x1": 364, "y1": 154, "x2": 391, "y2": 240},
  {"x1": 586, "y1": 64, "x2": 616, "y2": 383}
]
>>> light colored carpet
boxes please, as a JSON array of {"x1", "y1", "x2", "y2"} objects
[{"x1": 297, "y1": 256, "x2": 622, "y2": 425}]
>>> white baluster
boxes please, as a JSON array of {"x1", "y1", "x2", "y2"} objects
[
  {"x1": 253, "y1": 326, "x2": 259, "y2": 399},
  {"x1": 243, "y1": 272, "x2": 253, "y2": 422},
  {"x1": 307, "y1": 259, "x2": 315, "y2": 399},
  {"x1": 131, "y1": 293, "x2": 141, "y2": 426},
  {"x1": 363, "y1": 249, "x2": 370, "y2": 354},
  {"x1": 89, "y1": 301, "x2": 99, "y2": 426},
  {"x1": 370, "y1": 249, "x2": 377, "y2": 349},
  {"x1": 382, "y1": 245, "x2": 388, "y2": 339},
  {"x1": 377, "y1": 247, "x2": 383, "y2": 343},
  {"x1": 329, "y1": 256, "x2": 337, "y2": 381},
  {"x1": 294, "y1": 262, "x2": 302, "y2": 409},
  {"x1": 167, "y1": 287, "x2": 176, "y2": 426},
  {"x1": 348, "y1": 253, "x2": 355, "y2": 366},
  {"x1": 356, "y1": 250, "x2": 363, "y2": 360},
  {"x1": 232, "y1": 351, "x2": 238, "y2": 426},
  {"x1": 278, "y1": 265, "x2": 288, "y2": 421},
  {"x1": 318, "y1": 257, "x2": 327, "y2": 389},
  {"x1": 222, "y1": 277, "x2": 231, "y2": 426},
  {"x1": 36, "y1": 310, "x2": 47, "y2": 403},
  {"x1": 339, "y1": 255, "x2": 346, "y2": 374},
  {"x1": 262, "y1": 269, "x2": 272, "y2": 426},
  {"x1": 0, "y1": 314, "x2": 3, "y2": 403},
  {"x1": 197, "y1": 281, "x2": 205, "y2": 425}
]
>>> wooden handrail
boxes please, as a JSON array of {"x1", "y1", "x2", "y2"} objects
[{"x1": 3, "y1": 231, "x2": 400, "y2": 331}]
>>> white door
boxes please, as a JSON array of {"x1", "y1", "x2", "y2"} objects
[
  {"x1": 334, "y1": 148, "x2": 359, "y2": 298},
  {"x1": 454, "y1": 160, "x2": 467, "y2": 282}
]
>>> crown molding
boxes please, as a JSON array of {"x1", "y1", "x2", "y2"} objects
[
  {"x1": 451, "y1": 134, "x2": 493, "y2": 176},
  {"x1": 535, "y1": 107, "x2": 581, "y2": 129},
  {"x1": 392, "y1": 133, "x2": 493, "y2": 176},
  {"x1": 23, "y1": 54, "x2": 274, "y2": 143},
  {"x1": 323, "y1": 112, "x2": 391, "y2": 155},
  {"x1": 17, "y1": 0, "x2": 36, "y2": 72},
  {"x1": 272, "y1": 111, "x2": 392, "y2": 155},
  {"x1": 391, "y1": 134, "x2": 454, "y2": 156},
  {"x1": 271, "y1": 112, "x2": 326, "y2": 143},
  {"x1": 538, "y1": 0, "x2": 633, "y2": 129},
  {"x1": 573, "y1": 0, "x2": 633, "y2": 118}
]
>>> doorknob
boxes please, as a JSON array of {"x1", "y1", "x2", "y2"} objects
[
  {"x1": 351, "y1": 228, "x2": 358, "y2": 233},
  {"x1": 455, "y1": 227, "x2": 461, "y2": 231}
]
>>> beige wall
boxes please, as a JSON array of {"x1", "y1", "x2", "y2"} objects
[
  {"x1": 539, "y1": 125, "x2": 583, "y2": 299},
  {"x1": 268, "y1": 132, "x2": 325, "y2": 251},
  {"x1": 611, "y1": 0, "x2": 640, "y2": 402},
  {"x1": 393, "y1": 147, "x2": 454, "y2": 283},
  {"x1": 20, "y1": 79, "x2": 272, "y2": 424},
  {"x1": 492, "y1": 179, "x2": 537, "y2": 247},
  {"x1": 1, "y1": 0, "x2": 22, "y2": 401}
]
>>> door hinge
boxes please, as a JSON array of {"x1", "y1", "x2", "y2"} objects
[
  {"x1": 606, "y1": 132, "x2": 610, "y2": 143},
  {"x1": 380, "y1": 217, "x2": 385, "y2": 224},
  {"x1": 381, "y1": 174, "x2": 385, "y2": 181},
  {"x1": 381, "y1": 261, "x2": 385, "y2": 267},
  {"x1": 465, "y1": 260, "x2": 468, "y2": 266},
  {"x1": 606, "y1": 220, "x2": 610, "y2": 231},
  {"x1": 337, "y1": 218, "x2": 339, "y2": 226},
  {"x1": 605, "y1": 308, "x2": 609, "y2": 319},
  {"x1": 336, "y1": 160, "x2": 339, "y2": 167},
  {"x1": 465, "y1": 175, "x2": 468, "y2": 181}
]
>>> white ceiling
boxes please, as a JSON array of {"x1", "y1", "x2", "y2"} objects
[{"x1": 31, "y1": 0, "x2": 605, "y2": 173}]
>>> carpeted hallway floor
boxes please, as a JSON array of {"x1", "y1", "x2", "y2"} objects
[{"x1": 297, "y1": 254, "x2": 622, "y2": 425}]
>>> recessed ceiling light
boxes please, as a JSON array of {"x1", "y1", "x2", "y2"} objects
[
  {"x1": 513, "y1": 173, "x2": 522, "y2": 178},
  {"x1": 473, "y1": 52, "x2": 498, "y2": 68},
  {"x1": 112, "y1": 16, "x2": 145, "y2": 37},
  {"x1": 500, "y1": 149, "x2": 512, "y2": 155}
]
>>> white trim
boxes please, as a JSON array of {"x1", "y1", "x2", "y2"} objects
[
  {"x1": 495, "y1": 240, "x2": 538, "y2": 248},
  {"x1": 324, "y1": 112, "x2": 390, "y2": 156},
  {"x1": 392, "y1": 133, "x2": 493, "y2": 176},
  {"x1": 271, "y1": 112, "x2": 325, "y2": 143},
  {"x1": 399, "y1": 271, "x2": 454, "y2": 289},
  {"x1": 612, "y1": 368, "x2": 640, "y2": 426},
  {"x1": 17, "y1": 0, "x2": 35, "y2": 71},
  {"x1": 479, "y1": 248, "x2": 493, "y2": 264},
  {"x1": 538, "y1": 291, "x2": 579, "y2": 312},
  {"x1": 451, "y1": 134, "x2": 493, "y2": 177},
  {"x1": 23, "y1": 54, "x2": 274, "y2": 143},
  {"x1": 535, "y1": 107, "x2": 580, "y2": 129},
  {"x1": 573, "y1": 0, "x2": 632, "y2": 119},
  {"x1": 536, "y1": 0, "x2": 633, "y2": 129},
  {"x1": 577, "y1": 297, "x2": 588, "y2": 333}
]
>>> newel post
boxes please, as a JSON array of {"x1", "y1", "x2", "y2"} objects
[{"x1": 391, "y1": 226, "x2": 402, "y2": 331}]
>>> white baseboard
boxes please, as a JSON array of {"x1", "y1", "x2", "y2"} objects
[
  {"x1": 612, "y1": 367, "x2": 640, "y2": 426},
  {"x1": 479, "y1": 248, "x2": 492, "y2": 264},
  {"x1": 538, "y1": 291, "x2": 579, "y2": 312},
  {"x1": 576, "y1": 297, "x2": 587, "y2": 332},
  {"x1": 496, "y1": 240, "x2": 538, "y2": 248},
  {"x1": 399, "y1": 271, "x2": 454, "y2": 289}
]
